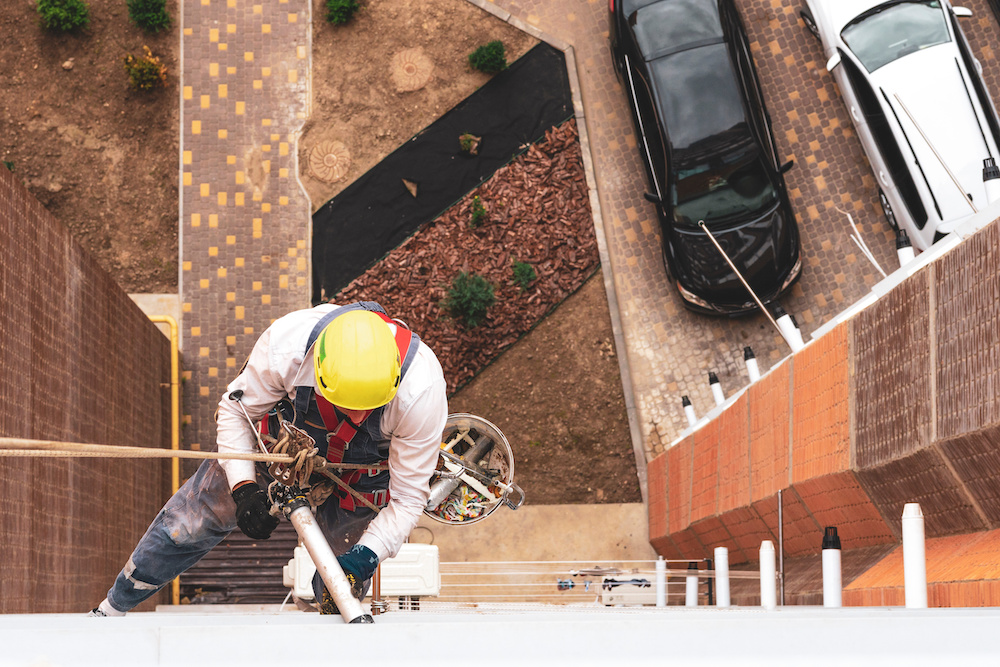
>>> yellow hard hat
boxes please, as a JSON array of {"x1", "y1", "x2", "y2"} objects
[{"x1": 313, "y1": 310, "x2": 402, "y2": 410}]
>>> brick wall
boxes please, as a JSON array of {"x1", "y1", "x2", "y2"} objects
[
  {"x1": 0, "y1": 169, "x2": 172, "y2": 613},
  {"x1": 647, "y1": 218, "x2": 1000, "y2": 605}
]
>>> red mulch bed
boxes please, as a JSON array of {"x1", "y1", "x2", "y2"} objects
[{"x1": 334, "y1": 120, "x2": 599, "y2": 393}]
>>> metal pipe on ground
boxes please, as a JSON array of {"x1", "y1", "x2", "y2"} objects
[
  {"x1": 682, "y1": 396, "x2": 698, "y2": 427},
  {"x1": 744, "y1": 346, "x2": 760, "y2": 383},
  {"x1": 709, "y1": 372, "x2": 725, "y2": 406},
  {"x1": 822, "y1": 527, "x2": 843, "y2": 608},
  {"x1": 760, "y1": 541, "x2": 776, "y2": 610}
]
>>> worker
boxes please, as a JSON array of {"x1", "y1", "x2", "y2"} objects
[{"x1": 89, "y1": 301, "x2": 448, "y2": 616}]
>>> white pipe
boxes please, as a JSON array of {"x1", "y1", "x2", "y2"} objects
[
  {"x1": 685, "y1": 562, "x2": 699, "y2": 607},
  {"x1": 709, "y1": 372, "x2": 725, "y2": 406},
  {"x1": 682, "y1": 396, "x2": 698, "y2": 427},
  {"x1": 714, "y1": 547, "x2": 730, "y2": 608},
  {"x1": 743, "y1": 346, "x2": 760, "y2": 383},
  {"x1": 902, "y1": 503, "x2": 928, "y2": 609},
  {"x1": 822, "y1": 527, "x2": 843, "y2": 608},
  {"x1": 655, "y1": 557, "x2": 666, "y2": 608},
  {"x1": 288, "y1": 504, "x2": 372, "y2": 623},
  {"x1": 984, "y1": 158, "x2": 1000, "y2": 204},
  {"x1": 759, "y1": 541, "x2": 776, "y2": 610}
]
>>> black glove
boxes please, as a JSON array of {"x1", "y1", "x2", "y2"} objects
[{"x1": 232, "y1": 482, "x2": 279, "y2": 540}]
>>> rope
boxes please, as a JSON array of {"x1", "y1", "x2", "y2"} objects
[{"x1": 0, "y1": 436, "x2": 388, "y2": 471}]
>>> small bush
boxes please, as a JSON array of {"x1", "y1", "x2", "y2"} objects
[
  {"x1": 326, "y1": 0, "x2": 359, "y2": 24},
  {"x1": 123, "y1": 46, "x2": 168, "y2": 91},
  {"x1": 37, "y1": 0, "x2": 90, "y2": 32},
  {"x1": 3, "y1": 161, "x2": 14, "y2": 172},
  {"x1": 468, "y1": 41, "x2": 507, "y2": 74},
  {"x1": 443, "y1": 272, "x2": 495, "y2": 328},
  {"x1": 459, "y1": 132, "x2": 481, "y2": 156},
  {"x1": 128, "y1": 0, "x2": 171, "y2": 33},
  {"x1": 512, "y1": 261, "x2": 536, "y2": 291},
  {"x1": 469, "y1": 196, "x2": 486, "y2": 228}
]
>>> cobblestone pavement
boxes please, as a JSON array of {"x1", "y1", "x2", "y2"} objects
[
  {"x1": 177, "y1": 0, "x2": 1000, "y2": 467},
  {"x1": 484, "y1": 0, "x2": 1000, "y2": 460},
  {"x1": 180, "y1": 0, "x2": 312, "y2": 452}
]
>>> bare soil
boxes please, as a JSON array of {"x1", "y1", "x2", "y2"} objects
[
  {"x1": 0, "y1": 0, "x2": 639, "y2": 505},
  {"x1": 0, "y1": 0, "x2": 180, "y2": 293}
]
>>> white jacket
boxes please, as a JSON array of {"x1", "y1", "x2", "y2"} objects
[{"x1": 215, "y1": 303, "x2": 448, "y2": 561}]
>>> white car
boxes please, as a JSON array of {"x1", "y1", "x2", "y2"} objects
[{"x1": 800, "y1": 0, "x2": 1000, "y2": 249}]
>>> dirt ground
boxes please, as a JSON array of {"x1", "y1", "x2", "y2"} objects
[
  {"x1": 301, "y1": 0, "x2": 538, "y2": 212},
  {"x1": 0, "y1": 0, "x2": 640, "y2": 505},
  {"x1": 0, "y1": 0, "x2": 180, "y2": 293}
]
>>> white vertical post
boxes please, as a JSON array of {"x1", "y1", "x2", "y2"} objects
[
  {"x1": 655, "y1": 556, "x2": 666, "y2": 608},
  {"x1": 822, "y1": 527, "x2": 842, "y2": 608},
  {"x1": 685, "y1": 562, "x2": 699, "y2": 607},
  {"x1": 714, "y1": 547, "x2": 730, "y2": 608},
  {"x1": 902, "y1": 503, "x2": 928, "y2": 608},
  {"x1": 759, "y1": 541, "x2": 776, "y2": 610},
  {"x1": 682, "y1": 396, "x2": 698, "y2": 427},
  {"x1": 744, "y1": 346, "x2": 761, "y2": 383},
  {"x1": 709, "y1": 372, "x2": 725, "y2": 406}
]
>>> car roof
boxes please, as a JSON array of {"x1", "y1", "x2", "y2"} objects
[{"x1": 649, "y1": 42, "x2": 753, "y2": 156}]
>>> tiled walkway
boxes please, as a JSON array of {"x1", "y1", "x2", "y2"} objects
[
  {"x1": 178, "y1": 0, "x2": 1000, "y2": 478},
  {"x1": 180, "y1": 0, "x2": 312, "y2": 451}
]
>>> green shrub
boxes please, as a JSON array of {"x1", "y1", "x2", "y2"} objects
[
  {"x1": 468, "y1": 41, "x2": 507, "y2": 74},
  {"x1": 3, "y1": 161, "x2": 14, "y2": 172},
  {"x1": 443, "y1": 272, "x2": 495, "y2": 328},
  {"x1": 459, "y1": 132, "x2": 481, "y2": 156},
  {"x1": 123, "y1": 46, "x2": 168, "y2": 91},
  {"x1": 37, "y1": 0, "x2": 90, "y2": 32},
  {"x1": 128, "y1": 0, "x2": 171, "y2": 33},
  {"x1": 512, "y1": 261, "x2": 536, "y2": 291},
  {"x1": 326, "y1": 0, "x2": 359, "y2": 24},
  {"x1": 469, "y1": 196, "x2": 486, "y2": 228}
]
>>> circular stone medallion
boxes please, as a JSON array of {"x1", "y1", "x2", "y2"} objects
[
  {"x1": 391, "y1": 48, "x2": 434, "y2": 93},
  {"x1": 308, "y1": 140, "x2": 351, "y2": 183}
]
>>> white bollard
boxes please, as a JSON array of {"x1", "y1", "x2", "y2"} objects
[
  {"x1": 655, "y1": 556, "x2": 666, "y2": 608},
  {"x1": 896, "y1": 230, "x2": 915, "y2": 267},
  {"x1": 714, "y1": 547, "x2": 731, "y2": 608},
  {"x1": 759, "y1": 541, "x2": 776, "y2": 610},
  {"x1": 902, "y1": 503, "x2": 928, "y2": 608},
  {"x1": 743, "y1": 346, "x2": 761, "y2": 383},
  {"x1": 709, "y1": 372, "x2": 725, "y2": 406},
  {"x1": 773, "y1": 306, "x2": 805, "y2": 352},
  {"x1": 984, "y1": 158, "x2": 1000, "y2": 205},
  {"x1": 682, "y1": 396, "x2": 698, "y2": 427},
  {"x1": 822, "y1": 527, "x2": 843, "y2": 608},
  {"x1": 685, "y1": 562, "x2": 699, "y2": 607}
]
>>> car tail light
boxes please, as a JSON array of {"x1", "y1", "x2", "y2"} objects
[{"x1": 609, "y1": 0, "x2": 614, "y2": 11}]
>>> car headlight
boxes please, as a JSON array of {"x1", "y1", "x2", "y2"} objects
[
  {"x1": 780, "y1": 253, "x2": 803, "y2": 293},
  {"x1": 675, "y1": 281, "x2": 715, "y2": 310}
]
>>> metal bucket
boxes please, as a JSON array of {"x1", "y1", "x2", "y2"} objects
[{"x1": 423, "y1": 413, "x2": 524, "y2": 525}]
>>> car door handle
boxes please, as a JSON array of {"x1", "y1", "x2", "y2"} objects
[
  {"x1": 878, "y1": 170, "x2": 889, "y2": 187},
  {"x1": 851, "y1": 105, "x2": 861, "y2": 122}
]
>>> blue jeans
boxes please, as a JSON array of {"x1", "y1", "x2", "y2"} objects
[{"x1": 105, "y1": 459, "x2": 376, "y2": 612}]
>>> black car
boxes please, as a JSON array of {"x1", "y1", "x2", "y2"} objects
[{"x1": 610, "y1": 0, "x2": 802, "y2": 315}]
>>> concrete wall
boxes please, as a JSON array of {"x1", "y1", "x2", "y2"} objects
[
  {"x1": 0, "y1": 169, "x2": 172, "y2": 613},
  {"x1": 647, "y1": 219, "x2": 1000, "y2": 604}
]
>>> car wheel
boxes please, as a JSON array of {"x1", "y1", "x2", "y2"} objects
[
  {"x1": 878, "y1": 189, "x2": 899, "y2": 232},
  {"x1": 800, "y1": 10, "x2": 819, "y2": 40}
]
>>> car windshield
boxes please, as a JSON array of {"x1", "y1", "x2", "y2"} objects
[
  {"x1": 671, "y1": 149, "x2": 778, "y2": 226},
  {"x1": 841, "y1": 0, "x2": 950, "y2": 72},
  {"x1": 631, "y1": 0, "x2": 722, "y2": 60}
]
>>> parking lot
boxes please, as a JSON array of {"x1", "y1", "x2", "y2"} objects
[{"x1": 486, "y1": 0, "x2": 1000, "y2": 458}]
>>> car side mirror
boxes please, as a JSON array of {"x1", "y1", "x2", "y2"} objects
[
  {"x1": 953, "y1": 7, "x2": 973, "y2": 17},
  {"x1": 779, "y1": 160, "x2": 794, "y2": 174},
  {"x1": 643, "y1": 192, "x2": 661, "y2": 204},
  {"x1": 826, "y1": 52, "x2": 841, "y2": 71}
]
